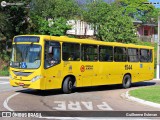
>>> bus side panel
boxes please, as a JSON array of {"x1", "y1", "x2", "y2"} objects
[
  {"x1": 44, "y1": 64, "x2": 63, "y2": 89},
  {"x1": 104, "y1": 62, "x2": 124, "y2": 85},
  {"x1": 138, "y1": 63, "x2": 154, "y2": 81},
  {"x1": 91, "y1": 62, "x2": 107, "y2": 86},
  {"x1": 63, "y1": 61, "x2": 83, "y2": 87},
  {"x1": 128, "y1": 63, "x2": 141, "y2": 83},
  {"x1": 78, "y1": 62, "x2": 92, "y2": 87}
]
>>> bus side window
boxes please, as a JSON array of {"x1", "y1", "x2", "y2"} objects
[
  {"x1": 81, "y1": 44, "x2": 98, "y2": 61},
  {"x1": 128, "y1": 48, "x2": 139, "y2": 62},
  {"x1": 140, "y1": 49, "x2": 150, "y2": 62},
  {"x1": 99, "y1": 46, "x2": 113, "y2": 62},
  {"x1": 114, "y1": 47, "x2": 127, "y2": 62},
  {"x1": 62, "y1": 42, "x2": 80, "y2": 61}
]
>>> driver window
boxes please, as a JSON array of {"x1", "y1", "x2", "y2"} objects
[{"x1": 44, "y1": 41, "x2": 61, "y2": 68}]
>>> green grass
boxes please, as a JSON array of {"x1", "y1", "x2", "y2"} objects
[
  {"x1": 0, "y1": 70, "x2": 9, "y2": 76},
  {"x1": 130, "y1": 86, "x2": 160, "y2": 104}
]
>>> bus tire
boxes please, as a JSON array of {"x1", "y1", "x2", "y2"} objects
[
  {"x1": 62, "y1": 77, "x2": 73, "y2": 94},
  {"x1": 122, "y1": 74, "x2": 131, "y2": 89}
]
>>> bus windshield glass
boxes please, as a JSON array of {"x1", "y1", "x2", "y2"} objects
[{"x1": 10, "y1": 44, "x2": 41, "y2": 69}]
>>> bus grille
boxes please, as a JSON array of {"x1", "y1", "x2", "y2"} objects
[{"x1": 13, "y1": 71, "x2": 32, "y2": 76}]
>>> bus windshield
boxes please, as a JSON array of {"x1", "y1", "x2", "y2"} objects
[{"x1": 10, "y1": 44, "x2": 41, "y2": 69}]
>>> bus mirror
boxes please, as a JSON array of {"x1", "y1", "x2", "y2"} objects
[{"x1": 48, "y1": 46, "x2": 53, "y2": 53}]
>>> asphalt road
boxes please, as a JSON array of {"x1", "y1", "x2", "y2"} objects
[
  {"x1": 0, "y1": 78, "x2": 20, "y2": 92},
  {"x1": 0, "y1": 78, "x2": 160, "y2": 119}
]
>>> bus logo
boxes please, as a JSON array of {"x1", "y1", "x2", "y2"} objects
[{"x1": 80, "y1": 65, "x2": 85, "y2": 72}]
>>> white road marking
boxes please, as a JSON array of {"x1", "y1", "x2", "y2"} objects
[
  {"x1": 3, "y1": 93, "x2": 20, "y2": 111},
  {"x1": 53, "y1": 101, "x2": 113, "y2": 111},
  {"x1": 0, "y1": 81, "x2": 9, "y2": 84}
]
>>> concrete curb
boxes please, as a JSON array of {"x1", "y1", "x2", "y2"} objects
[{"x1": 126, "y1": 90, "x2": 160, "y2": 109}]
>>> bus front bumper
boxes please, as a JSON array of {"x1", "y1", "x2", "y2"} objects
[{"x1": 10, "y1": 78, "x2": 41, "y2": 89}]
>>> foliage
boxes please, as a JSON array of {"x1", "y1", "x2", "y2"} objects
[
  {"x1": 30, "y1": 0, "x2": 80, "y2": 19},
  {"x1": 0, "y1": 70, "x2": 9, "y2": 76},
  {"x1": 115, "y1": 0, "x2": 158, "y2": 23},
  {"x1": 82, "y1": 1, "x2": 137, "y2": 43},
  {"x1": 0, "y1": 0, "x2": 31, "y2": 38},
  {"x1": 29, "y1": 0, "x2": 78, "y2": 35},
  {"x1": 37, "y1": 16, "x2": 71, "y2": 36},
  {"x1": 82, "y1": 0, "x2": 111, "y2": 35},
  {"x1": 0, "y1": 64, "x2": 9, "y2": 76}
]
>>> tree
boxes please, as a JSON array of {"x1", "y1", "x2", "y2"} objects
[
  {"x1": 115, "y1": 0, "x2": 158, "y2": 23},
  {"x1": 0, "y1": 0, "x2": 31, "y2": 64},
  {"x1": 36, "y1": 16, "x2": 71, "y2": 36},
  {"x1": 0, "y1": 0, "x2": 31, "y2": 38},
  {"x1": 82, "y1": 0, "x2": 111, "y2": 35},
  {"x1": 82, "y1": 0, "x2": 137, "y2": 43},
  {"x1": 29, "y1": 0, "x2": 80, "y2": 35}
]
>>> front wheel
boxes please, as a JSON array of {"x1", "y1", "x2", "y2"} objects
[
  {"x1": 62, "y1": 77, "x2": 73, "y2": 94},
  {"x1": 122, "y1": 74, "x2": 131, "y2": 89}
]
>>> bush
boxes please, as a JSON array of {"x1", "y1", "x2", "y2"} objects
[
  {"x1": 0, "y1": 65, "x2": 9, "y2": 76},
  {"x1": 0, "y1": 70, "x2": 9, "y2": 76}
]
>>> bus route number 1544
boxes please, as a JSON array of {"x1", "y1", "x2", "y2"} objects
[{"x1": 125, "y1": 65, "x2": 132, "y2": 70}]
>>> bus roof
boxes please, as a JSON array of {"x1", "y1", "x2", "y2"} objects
[{"x1": 14, "y1": 35, "x2": 154, "y2": 49}]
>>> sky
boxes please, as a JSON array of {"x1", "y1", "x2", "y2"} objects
[
  {"x1": 149, "y1": 0, "x2": 160, "y2": 8},
  {"x1": 77, "y1": 0, "x2": 160, "y2": 8}
]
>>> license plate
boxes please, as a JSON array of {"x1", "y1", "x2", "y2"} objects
[{"x1": 19, "y1": 83, "x2": 25, "y2": 86}]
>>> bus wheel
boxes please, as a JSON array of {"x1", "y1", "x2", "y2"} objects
[
  {"x1": 122, "y1": 74, "x2": 131, "y2": 89},
  {"x1": 62, "y1": 77, "x2": 73, "y2": 94}
]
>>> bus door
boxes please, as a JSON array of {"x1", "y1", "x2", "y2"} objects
[
  {"x1": 44, "y1": 41, "x2": 62, "y2": 89},
  {"x1": 139, "y1": 49, "x2": 153, "y2": 80}
]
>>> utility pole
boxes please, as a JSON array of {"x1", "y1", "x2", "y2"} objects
[
  {"x1": 156, "y1": 16, "x2": 160, "y2": 79},
  {"x1": 144, "y1": 2, "x2": 160, "y2": 79}
]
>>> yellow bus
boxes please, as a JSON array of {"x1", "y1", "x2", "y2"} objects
[{"x1": 9, "y1": 35, "x2": 154, "y2": 93}]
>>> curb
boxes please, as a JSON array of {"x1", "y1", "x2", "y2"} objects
[{"x1": 125, "y1": 90, "x2": 160, "y2": 109}]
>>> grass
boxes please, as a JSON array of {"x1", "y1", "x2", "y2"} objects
[
  {"x1": 0, "y1": 70, "x2": 9, "y2": 76},
  {"x1": 130, "y1": 86, "x2": 160, "y2": 104}
]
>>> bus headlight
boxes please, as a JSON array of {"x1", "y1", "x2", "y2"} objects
[{"x1": 31, "y1": 75, "x2": 42, "y2": 82}]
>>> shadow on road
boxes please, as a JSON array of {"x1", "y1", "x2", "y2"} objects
[{"x1": 15, "y1": 81, "x2": 157, "y2": 96}]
